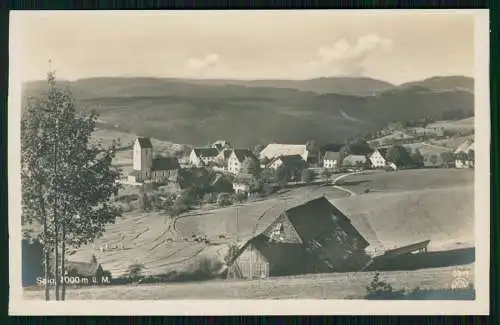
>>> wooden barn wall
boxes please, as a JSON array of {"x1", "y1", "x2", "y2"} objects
[{"x1": 235, "y1": 244, "x2": 270, "y2": 279}]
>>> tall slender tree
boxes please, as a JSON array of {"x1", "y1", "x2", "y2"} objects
[{"x1": 21, "y1": 70, "x2": 122, "y2": 300}]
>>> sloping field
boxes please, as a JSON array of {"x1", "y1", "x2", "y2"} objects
[
  {"x1": 63, "y1": 169, "x2": 474, "y2": 279},
  {"x1": 336, "y1": 186, "x2": 474, "y2": 253},
  {"x1": 23, "y1": 264, "x2": 473, "y2": 300},
  {"x1": 403, "y1": 143, "x2": 452, "y2": 156},
  {"x1": 68, "y1": 184, "x2": 350, "y2": 277},
  {"x1": 333, "y1": 169, "x2": 474, "y2": 253},
  {"x1": 428, "y1": 117, "x2": 474, "y2": 131}
]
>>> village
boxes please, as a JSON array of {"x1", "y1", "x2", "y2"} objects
[{"x1": 22, "y1": 116, "x2": 475, "y2": 292}]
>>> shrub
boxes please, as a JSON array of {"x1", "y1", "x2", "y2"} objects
[
  {"x1": 126, "y1": 263, "x2": 145, "y2": 281},
  {"x1": 365, "y1": 272, "x2": 393, "y2": 295},
  {"x1": 224, "y1": 244, "x2": 240, "y2": 265},
  {"x1": 234, "y1": 192, "x2": 248, "y2": 203}
]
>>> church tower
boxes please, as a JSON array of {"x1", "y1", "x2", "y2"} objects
[{"x1": 133, "y1": 137, "x2": 153, "y2": 178}]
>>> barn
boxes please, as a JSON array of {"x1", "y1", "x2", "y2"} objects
[{"x1": 227, "y1": 196, "x2": 371, "y2": 279}]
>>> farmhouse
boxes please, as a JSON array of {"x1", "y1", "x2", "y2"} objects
[
  {"x1": 227, "y1": 149, "x2": 259, "y2": 174},
  {"x1": 323, "y1": 151, "x2": 341, "y2": 169},
  {"x1": 409, "y1": 126, "x2": 445, "y2": 137},
  {"x1": 128, "y1": 137, "x2": 180, "y2": 184},
  {"x1": 227, "y1": 196, "x2": 371, "y2": 279},
  {"x1": 454, "y1": 139, "x2": 474, "y2": 168},
  {"x1": 342, "y1": 154, "x2": 369, "y2": 167},
  {"x1": 65, "y1": 257, "x2": 108, "y2": 284},
  {"x1": 369, "y1": 148, "x2": 388, "y2": 168},
  {"x1": 259, "y1": 144, "x2": 311, "y2": 163},
  {"x1": 189, "y1": 147, "x2": 220, "y2": 168}
]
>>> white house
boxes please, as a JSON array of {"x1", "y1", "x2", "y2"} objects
[
  {"x1": 128, "y1": 137, "x2": 180, "y2": 184},
  {"x1": 368, "y1": 148, "x2": 389, "y2": 168},
  {"x1": 259, "y1": 144, "x2": 310, "y2": 163},
  {"x1": 189, "y1": 147, "x2": 220, "y2": 168},
  {"x1": 227, "y1": 149, "x2": 258, "y2": 174},
  {"x1": 323, "y1": 151, "x2": 341, "y2": 169}
]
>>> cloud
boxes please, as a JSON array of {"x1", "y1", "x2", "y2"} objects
[
  {"x1": 186, "y1": 53, "x2": 220, "y2": 75},
  {"x1": 301, "y1": 34, "x2": 393, "y2": 78}
]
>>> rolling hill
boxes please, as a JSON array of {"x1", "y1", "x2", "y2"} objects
[{"x1": 22, "y1": 76, "x2": 474, "y2": 147}]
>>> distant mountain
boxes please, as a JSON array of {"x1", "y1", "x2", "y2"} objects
[
  {"x1": 22, "y1": 76, "x2": 474, "y2": 147},
  {"x1": 398, "y1": 76, "x2": 474, "y2": 93},
  {"x1": 175, "y1": 77, "x2": 395, "y2": 96}
]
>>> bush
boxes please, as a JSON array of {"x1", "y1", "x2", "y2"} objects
[
  {"x1": 234, "y1": 192, "x2": 248, "y2": 203},
  {"x1": 126, "y1": 263, "x2": 145, "y2": 281},
  {"x1": 365, "y1": 272, "x2": 393, "y2": 295}
]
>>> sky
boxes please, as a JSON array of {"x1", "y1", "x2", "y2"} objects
[{"x1": 11, "y1": 10, "x2": 476, "y2": 85}]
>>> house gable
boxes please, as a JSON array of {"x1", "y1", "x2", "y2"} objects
[{"x1": 261, "y1": 213, "x2": 303, "y2": 244}]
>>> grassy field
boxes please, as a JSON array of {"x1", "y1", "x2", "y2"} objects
[
  {"x1": 23, "y1": 264, "x2": 474, "y2": 300},
  {"x1": 428, "y1": 117, "x2": 474, "y2": 132},
  {"x1": 66, "y1": 181, "x2": 351, "y2": 277},
  {"x1": 24, "y1": 168, "x2": 475, "y2": 299}
]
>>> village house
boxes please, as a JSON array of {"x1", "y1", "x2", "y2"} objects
[
  {"x1": 65, "y1": 256, "x2": 108, "y2": 284},
  {"x1": 454, "y1": 139, "x2": 475, "y2": 168},
  {"x1": 409, "y1": 126, "x2": 445, "y2": 137},
  {"x1": 227, "y1": 149, "x2": 259, "y2": 174},
  {"x1": 259, "y1": 144, "x2": 311, "y2": 164},
  {"x1": 227, "y1": 196, "x2": 371, "y2": 279},
  {"x1": 368, "y1": 148, "x2": 389, "y2": 168},
  {"x1": 342, "y1": 154, "x2": 369, "y2": 168},
  {"x1": 210, "y1": 149, "x2": 233, "y2": 172},
  {"x1": 128, "y1": 137, "x2": 180, "y2": 184},
  {"x1": 323, "y1": 151, "x2": 341, "y2": 169},
  {"x1": 189, "y1": 147, "x2": 220, "y2": 168}
]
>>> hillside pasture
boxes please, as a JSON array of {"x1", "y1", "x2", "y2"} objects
[
  {"x1": 428, "y1": 117, "x2": 474, "y2": 132},
  {"x1": 67, "y1": 184, "x2": 350, "y2": 277}
]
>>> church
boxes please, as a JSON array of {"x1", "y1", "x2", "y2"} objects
[{"x1": 127, "y1": 137, "x2": 180, "y2": 184}]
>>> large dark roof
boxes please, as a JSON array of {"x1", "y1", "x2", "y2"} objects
[
  {"x1": 193, "y1": 147, "x2": 219, "y2": 157},
  {"x1": 270, "y1": 154, "x2": 307, "y2": 169},
  {"x1": 243, "y1": 196, "x2": 370, "y2": 271},
  {"x1": 152, "y1": 156, "x2": 180, "y2": 171},
  {"x1": 136, "y1": 137, "x2": 153, "y2": 148},
  {"x1": 232, "y1": 149, "x2": 257, "y2": 162}
]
